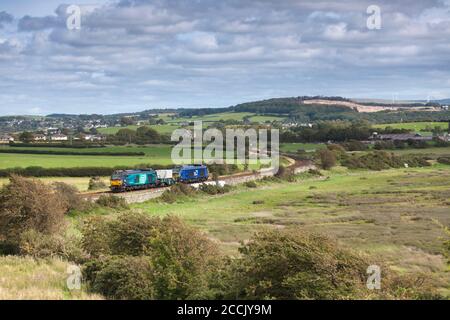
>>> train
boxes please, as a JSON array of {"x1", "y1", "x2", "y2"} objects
[{"x1": 110, "y1": 164, "x2": 209, "y2": 192}]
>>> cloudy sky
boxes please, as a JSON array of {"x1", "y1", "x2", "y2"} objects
[{"x1": 0, "y1": 0, "x2": 449, "y2": 115}]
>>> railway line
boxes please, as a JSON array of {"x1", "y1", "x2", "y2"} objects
[{"x1": 83, "y1": 158, "x2": 316, "y2": 204}]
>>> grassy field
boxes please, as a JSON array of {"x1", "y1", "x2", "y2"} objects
[
  {"x1": 0, "y1": 176, "x2": 109, "y2": 192},
  {"x1": 126, "y1": 165, "x2": 450, "y2": 293},
  {"x1": 373, "y1": 122, "x2": 449, "y2": 133},
  {"x1": 280, "y1": 143, "x2": 326, "y2": 153},
  {"x1": 0, "y1": 256, "x2": 101, "y2": 300},
  {"x1": 391, "y1": 146, "x2": 450, "y2": 159},
  {"x1": 0, "y1": 145, "x2": 174, "y2": 169},
  {"x1": 98, "y1": 124, "x2": 180, "y2": 135}
]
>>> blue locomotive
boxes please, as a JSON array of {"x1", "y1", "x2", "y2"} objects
[
  {"x1": 110, "y1": 165, "x2": 209, "y2": 192},
  {"x1": 175, "y1": 164, "x2": 209, "y2": 183}
]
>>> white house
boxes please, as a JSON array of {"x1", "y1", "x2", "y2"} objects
[
  {"x1": 84, "y1": 134, "x2": 105, "y2": 142},
  {"x1": 50, "y1": 134, "x2": 68, "y2": 141},
  {"x1": 33, "y1": 134, "x2": 47, "y2": 141},
  {"x1": 0, "y1": 135, "x2": 14, "y2": 144}
]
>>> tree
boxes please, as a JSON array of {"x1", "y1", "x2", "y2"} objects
[
  {"x1": 115, "y1": 128, "x2": 136, "y2": 144},
  {"x1": 136, "y1": 126, "x2": 160, "y2": 143},
  {"x1": 318, "y1": 149, "x2": 337, "y2": 170},
  {"x1": 120, "y1": 116, "x2": 135, "y2": 126},
  {"x1": 19, "y1": 131, "x2": 34, "y2": 143}
]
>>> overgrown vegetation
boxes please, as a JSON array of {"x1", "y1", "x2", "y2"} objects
[
  {"x1": 0, "y1": 176, "x2": 67, "y2": 255},
  {"x1": 95, "y1": 195, "x2": 129, "y2": 209},
  {"x1": 341, "y1": 151, "x2": 430, "y2": 170},
  {"x1": 82, "y1": 214, "x2": 220, "y2": 299}
]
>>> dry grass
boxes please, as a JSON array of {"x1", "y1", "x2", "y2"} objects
[{"x1": 0, "y1": 256, "x2": 102, "y2": 300}]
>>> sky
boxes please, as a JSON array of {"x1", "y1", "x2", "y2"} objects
[{"x1": 0, "y1": 0, "x2": 449, "y2": 116}]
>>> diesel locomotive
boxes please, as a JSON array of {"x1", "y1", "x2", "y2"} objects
[{"x1": 110, "y1": 164, "x2": 209, "y2": 192}]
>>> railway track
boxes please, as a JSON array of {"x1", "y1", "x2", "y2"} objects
[{"x1": 82, "y1": 158, "x2": 316, "y2": 204}]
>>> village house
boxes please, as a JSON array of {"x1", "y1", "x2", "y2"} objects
[
  {"x1": 0, "y1": 134, "x2": 14, "y2": 144},
  {"x1": 33, "y1": 134, "x2": 47, "y2": 141},
  {"x1": 83, "y1": 134, "x2": 106, "y2": 142}
]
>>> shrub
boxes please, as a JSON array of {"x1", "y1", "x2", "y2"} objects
[
  {"x1": 18, "y1": 230, "x2": 86, "y2": 262},
  {"x1": 199, "y1": 183, "x2": 232, "y2": 195},
  {"x1": 84, "y1": 256, "x2": 155, "y2": 300},
  {"x1": 222, "y1": 229, "x2": 368, "y2": 300},
  {"x1": 82, "y1": 214, "x2": 221, "y2": 300},
  {"x1": 317, "y1": 149, "x2": 337, "y2": 170},
  {"x1": 109, "y1": 213, "x2": 160, "y2": 256},
  {"x1": 88, "y1": 177, "x2": 107, "y2": 190},
  {"x1": 81, "y1": 216, "x2": 113, "y2": 258},
  {"x1": 341, "y1": 140, "x2": 368, "y2": 151},
  {"x1": 144, "y1": 217, "x2": 220, "y2": 299},
  {"x1": 245, "y1": 181, "x2": 257, "y2": 188},
  {"x1": 437, "y1": 157, "x2": 450, "y2": 165},
  {"x1": 342, "y1": 151, "x2": 430, "y2": 170},
  {"x1": 160, "y1": 184, "x2": 197, "y2": 203},
  {"x1": 0, "y1": 175, "x2": 66, "y2": 252},
  {"x1": 95, "y1": 195, "x2": 128, "y2": 209},
  {"x1": 52, "y1": 182, "x2": 88, "y2": 212}
]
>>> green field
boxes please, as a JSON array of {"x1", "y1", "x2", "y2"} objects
[
  {"x1": 98, "y1": 124, "x2": 180, "y2": 135},
  {"x1": 373, "y1": 122, "x2": 449, "y2": 133},
  {"x1": 280, "y1": 143, "x2": 326, "y2": 153},
  {"x1": 0, "y1": 145, "x2": 174, "y2": 169}
]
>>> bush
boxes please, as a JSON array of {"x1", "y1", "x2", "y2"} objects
[
  {"x1": 52, "y1": 182, "x2": 89, "y2": 212},
  {"x1": 18, "y1": 230, "x2": 86, "y2": 262},
  {"x1": 221, "y1": 229, "x2": 368, "y2": 300},
  {"x1": 199, "y1": 183, "x2": 232, "y2": 195},
  {"x1": 95, "y1": 195, "x2": 128, "y2": 209},
  {"x1": 84, "y1": 256, "x2": 155, "y2": 300},
  {"x1": 81, "y1": 216, "x2": 113, "y2": 258},
  {"x1": 88, "y1": 177, "x2": 107, "y2": 190},
  {"x1": 160, "y1": 184, "x2": 197, "y2": 203},
  {"x1": 109, "y1": 213, "x2": 160, "y2": 256},
  {"x1": 317, "y1": 149, "x2": 337, "y2": 170},
  {"x1": 0, "y1": 175, "x2": 67, "y2": 252},
  {"x1": 245, "y1": 181, "x2": 257, "y2": 188},
  {"x1": 342, "y1": 151, "x2": 430, "y2": 170},
  {"x1": 341, "y1": 140, "x2": 368, "y2": 151},
  {"x1": 82, "y1": 214, "x2": 221, "y2": 300},
  {"x1": 437, "y1": 157, "x2": 450, "y2": 165}
]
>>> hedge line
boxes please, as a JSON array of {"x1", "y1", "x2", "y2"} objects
[
  {"x1": 9, "y1": 142, "x2": 106, "y2": 148},
  {"x1": 0, "y1": 149, "x2": 145, "y2": 156},
  {"x1": 0, "y1": 164, "x2": 242, "y2": 178}
]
